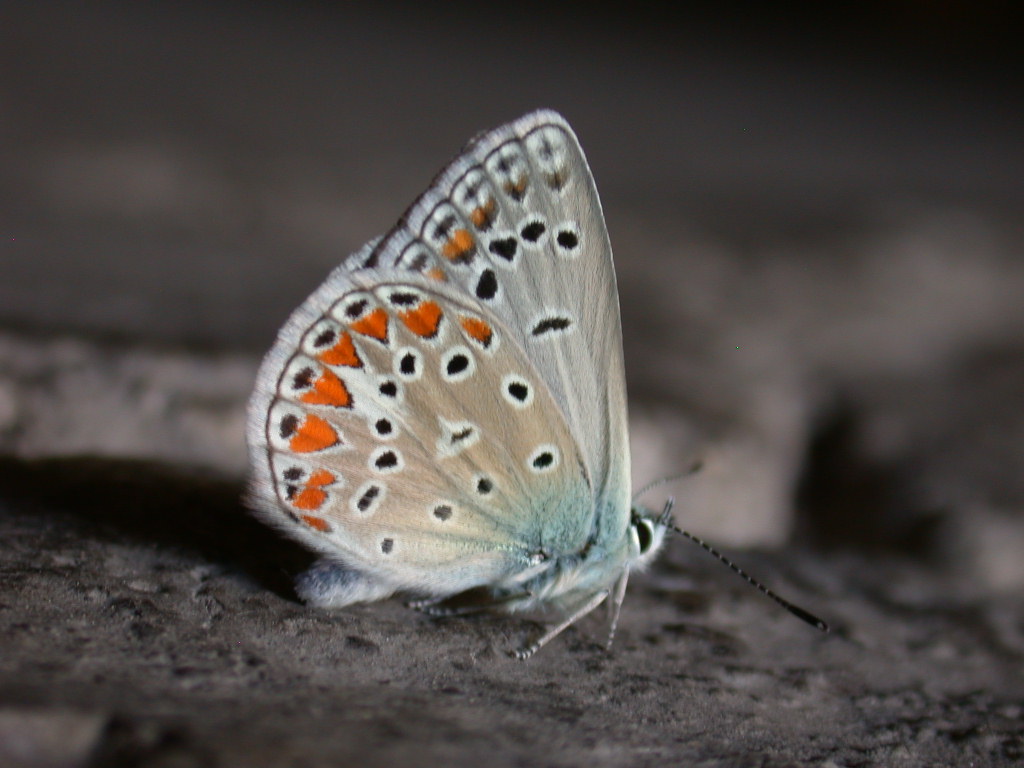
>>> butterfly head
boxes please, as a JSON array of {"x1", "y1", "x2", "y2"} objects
[{"x1": 627, "y1": 507, "x2": 670, "y2": 571}]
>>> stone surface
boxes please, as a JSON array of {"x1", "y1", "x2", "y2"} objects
[
  {"x1": 1, "y1": 463, "x2": 1022, "y2": 766},
  {"x1": 2, "y1": 3, "x2": 1022, "y2": 766}
]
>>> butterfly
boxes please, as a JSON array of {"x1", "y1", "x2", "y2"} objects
[{"x1": 246, "y1": 109, "x2": 670, "y2": 658}]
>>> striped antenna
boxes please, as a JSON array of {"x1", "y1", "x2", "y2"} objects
[{"x1": 660, "y1": 498, "x2": 829, "y2": 633}]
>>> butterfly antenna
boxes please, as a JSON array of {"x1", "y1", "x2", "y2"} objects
[
  {"x1": 661, "y1": 498, "x2": 828, "y2": 633},
  {"x1": 632, "y1": 459, "x2": 704, "y2": 503}
]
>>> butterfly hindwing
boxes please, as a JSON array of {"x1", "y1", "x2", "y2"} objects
[{"x1": 253, "y1": 278, "x2": 593, "y2": 598}]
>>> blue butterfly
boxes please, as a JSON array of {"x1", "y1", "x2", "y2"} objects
[{"x1": 247, "y1": 110, "x2": 688, "y2": 657}]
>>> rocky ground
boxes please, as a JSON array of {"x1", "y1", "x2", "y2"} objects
[{"x1": 2, "y1": 3, "x2": 1022, "y2": 766}]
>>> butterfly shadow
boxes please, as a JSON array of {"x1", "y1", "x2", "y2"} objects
[{"x1": 0, "y1": 454, "x2": 314, "y2": 600}]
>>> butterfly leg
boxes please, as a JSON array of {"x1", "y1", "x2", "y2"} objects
[
  {"x1": 511, "y1": 589, "x2": 609, "y2": 660},
  {"x1": 408, "y1": 590, "x2": 533, "y2": 617},
  {"x1": 604, "y1": 570, "x2": 630, "y2": 650},
  {"x1": 406, "y1": 595, "x2": 449, "y2": 612}
]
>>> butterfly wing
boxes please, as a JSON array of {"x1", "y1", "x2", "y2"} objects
[
  {"x1": 248, "y1": 275, "x2": 591, "y2": 598},
  {"x1": 364, "y1": 110, "x2": 631, "y2": 548},
  {"x1": 247, "y1": 110, "x2": 630, "y2": 605}
]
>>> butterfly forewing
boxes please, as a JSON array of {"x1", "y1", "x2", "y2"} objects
[{"x1": 373, "y1": 111, "x2": 631, "y2": 545}]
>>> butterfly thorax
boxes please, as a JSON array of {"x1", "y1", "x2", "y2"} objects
[
  {"x1": 496, "y1": 552, "x2": 623, "y2": 614},
  {"x1": 494, "y1": 508, "x2": 666, "y2": 613}
]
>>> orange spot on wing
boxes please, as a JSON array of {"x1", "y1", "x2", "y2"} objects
[
  {"x1": 400, "y1": 300, "x2": 443, "y2": 338},
  {"x1": 441, "y1": 229, "x2": 475, "y2": 262},
  {"x1": 544, "y1": 169, "x2": 567, "y2": 189},
  {"x1": 505, "y1": 176, "x2": 528, "y2": 197},
  {"x1": 294, "y1": 489, "x2": 327, "y2": 511},
  {"x1": 318, "y1": 331, "x2": 362, "y2": 368},
  {"x1": 306, "y1": 468, "x2": 335, "y2": 487},
  {"x1": 291, "y1": 469, "x2": 336, "y2": 511},
  {"x1": 289, "y1": 414, "x2": 339, "y2": 453},
  {"x1": 350, "y1": 307, "x2": 389, "y2": 341},
  {"x1": 300, "y1": 368, "x2": 352, "y2": 408},
  {"x1": 469, "y1": 199, "x2": 497, "y2": 230},
  {"x1": 426, "y1": 267, "x2": 446, "y2": 282},
  {"x1": 300, "y1": 514, "x2": 331, "y2": 532},
  {"x1": 460, "y1": 316, "x2": 493, "y2": 347}
]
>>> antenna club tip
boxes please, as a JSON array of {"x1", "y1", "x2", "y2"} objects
[
  {"x1": 668, "y1": 525, "x2": 830, "y2": 634},
  {"x1": 787, "y1": 604, "x2": 829, "y2": 633}
]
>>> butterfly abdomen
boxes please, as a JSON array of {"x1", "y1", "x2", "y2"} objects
[{"x1": 295, "y1": 559, "x2": 398, "y2": 608}]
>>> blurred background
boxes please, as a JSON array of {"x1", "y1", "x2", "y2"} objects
[{"x1": 2, "y1": 1, "x2": 1022, "y2": 579}]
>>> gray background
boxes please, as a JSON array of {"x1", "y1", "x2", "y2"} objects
[{"x1": 2, "y1": 2, "x2": 1022, "y2": 766}]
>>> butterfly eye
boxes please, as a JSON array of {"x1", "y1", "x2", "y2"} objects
[{"x1": 635, "y1": 518, "x2": 655, "y2": 554}]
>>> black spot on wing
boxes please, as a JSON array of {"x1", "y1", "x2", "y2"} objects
[
  {"x1": 488, "y1": 237, "x2": 517, "y2": 261},
  {"x1": 475, "y1": 269, "x2": 498, "y2": 300},
  {"x1": 531, "y1": 317, "x2": 572, "y2": 336}
]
